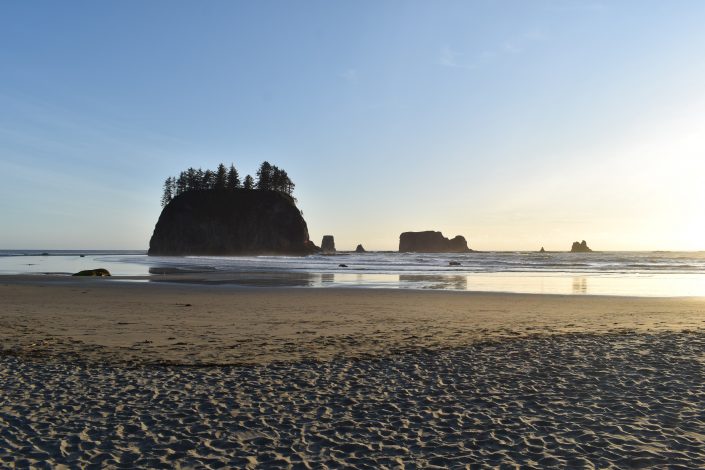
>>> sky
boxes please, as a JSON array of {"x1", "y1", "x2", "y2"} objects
[{"x1": 1, "y1": 0, "x2": 704, "y2": 251}]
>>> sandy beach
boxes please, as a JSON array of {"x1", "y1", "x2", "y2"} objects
[
  {"x1": 2, "y1": 275, "x2": 705, "y2": 366},
  {"x1": 1, "y1": 276, "x2": 704, "y2": 467}
]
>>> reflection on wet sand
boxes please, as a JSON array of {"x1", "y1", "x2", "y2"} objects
[
  {"x1": 399, "y1": 274, "x2": 468, "y2": 290},
  {"x1": 149, "y1": 266, "x2": 217, "y2": 275},
  {"x1": 140, "y1": 269, "x2": 705, "y2": 296},
  {"x1": 147, "y1": 271, "x2": 471, "y2": 290},
  {"x1": 149, "y1": 271, "x2": 317, "y2": 287},
  {"x1": 573, "y1": 277, "x2": 588, "y2": 294}
]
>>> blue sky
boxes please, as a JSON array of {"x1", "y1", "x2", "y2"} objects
[{"x1": 1, "y1": 1, "x2": 704, "y2": 250}]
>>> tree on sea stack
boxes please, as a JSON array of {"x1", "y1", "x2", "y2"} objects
[
  {"x1": 159, "y1": 161, "x2": 297, "y2": 206},
  {"x1": 227, "y1": 164, "x2": 240, "y2": 190},
  {"x1": 161, "y1": 177, "x2": 175, "y2": 207},
  {"x1": 202, "y1": 169, "x2": 215, "y2": 190},
  {"x1": 214, "y1": 163, "x2": 228, "y2": 190},
  {"x1": 187, "y1": 167, "x2": 198, "y2": 189},
  {"x1": 271, "y1": 167, "x2": 295, "y2": 197},
  {"x1": 256, "y1": 161, "x2": 273, "y2": 190},
  {"x1": 176, "y1": 172, "x2": 188, "y2": 194}
]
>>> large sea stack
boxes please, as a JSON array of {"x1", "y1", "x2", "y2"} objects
[
  {"x1": 148, "y1": 189, "x2": 317, "y2": 256},
  {"x1": 399, "y1": 231, "x2": 472, "y2": 253}
]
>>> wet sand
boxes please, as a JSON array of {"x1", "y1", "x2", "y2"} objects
[
  {"x1": 2, "y1": 275, "x2": 704, "y2": 365},
  {"x1": 1, "y1": 275, "x2": 704, "y2": 467}
]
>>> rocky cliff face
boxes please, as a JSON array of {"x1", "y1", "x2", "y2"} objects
[
  {"x1": 570, "y1": 240, "x2": 593, "y2": 253},
  {"x1": 148, "y1": 189, "x2": 317, "y2": 256},
  {"x1": 399, "y1": 231, "x2": 472, "y2": 253}
]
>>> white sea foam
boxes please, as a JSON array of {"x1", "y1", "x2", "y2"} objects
[{"x1": 135, "y1": 251, "x2": 705, "y2": 276}]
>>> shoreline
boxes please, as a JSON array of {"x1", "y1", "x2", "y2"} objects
[
  {"x1": 4, "y1": 250, "x2": 705, "y2": 297},
  {"x1": 4, "y1": 272, "x2": 705, "y2": 299}
]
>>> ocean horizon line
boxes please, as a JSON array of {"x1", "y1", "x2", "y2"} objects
[{"x1": 2, "y1": 248, "x2": 705, "y2": 254}]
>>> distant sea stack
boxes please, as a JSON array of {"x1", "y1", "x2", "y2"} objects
[
  {"x1": 570, "y1": 240, "x2": 593, "y2": 253},
  {"x1": 355, "y1": 244, "x2": 366, "y2": 253},
  {"x1": 399, "y1": 231, "x2": 472, "y2": 253},
  {"x1": 320, "y1": 235, "x2": 336, "y2": 255},
  {"x1": 148, "y1": 189, "x2": 317, "y2": 256}
]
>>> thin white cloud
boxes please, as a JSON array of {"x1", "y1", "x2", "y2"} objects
[
  {"x1": 524, "y1": 29, "x2": 548, "y2": 41},
  {"x1": 548, "y1": 1, "x2": 609, "y2": 13},
  {"x1": 340, "y1": 68, "x2": 358, "y2": 82},
  {"x1": 503, "y1": 41, "x2": 522, "y2": 54},
  {"x1": 461, "y1": 28, "x2": 549, "y2": 68},
  {"x1": 439, "y1": 29, "x2": 547, "y2": 71},
  {"x1": 479, "y1": 50, "x2": 496, "y2": 59},
  {"x1": 439, "y1": 46, "x2": 475, "y2": 70},
  {"x1": 439, "y1": 46, "x2": 460, "y2": 67},
  {"x1": 503, "y1": 29, "x2": 548, "y2": 54}
]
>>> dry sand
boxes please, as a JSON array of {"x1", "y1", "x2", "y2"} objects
[{"x1": 1, "y1": 275, "x2": 704, "y2": 467}]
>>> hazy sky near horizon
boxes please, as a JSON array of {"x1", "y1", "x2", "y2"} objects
[{"x1": 1, "y1": 1, "x2": 704, "y2": 251}]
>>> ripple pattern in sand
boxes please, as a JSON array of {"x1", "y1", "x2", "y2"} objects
[{"x1": 1, "y1": 331, "x2": 704, "y2": 468}]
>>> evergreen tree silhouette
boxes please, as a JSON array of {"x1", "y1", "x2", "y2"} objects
[
  {"x1": 256, "y1": 161, "x2": 272, "y2": 190},
  {"x1": 215, "y1": 163, "x2": 227, "y2": 190},
  {"x1": 203, "y1": 169, "x2": 214, "y2": 190},
  {"x1": 161, "y1": 161, "x2": 294, "y2": 205},
  {"x1": 227, "y1": 164, "x2": 240, "y2": 189},
  {"x1": 194, "y1": 168, "x2": 205, "y2": 190},
  {"x1": 161, "y1": 177, "x2": 174, "y2": 207},
  {"x1": 176, "y1": 171, "x2": 188, "y2": 195},
  {"x1": 186, "y1": 168, "x2": 197, "y2": 191},
  {"x1": 271, "y1": 166, "x2": 283, "y2": 191},
  {"x1": 281, "y1": 169, "x2": 294, "y2": 196}
]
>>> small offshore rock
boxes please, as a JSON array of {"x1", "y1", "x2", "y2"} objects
[
  {"x1": 72, "y1": 268, "x2": 111, "y2": 277},
  {"x1": 321, "y1": 235, "x2": 336, "y2": 255},
  {"x1": 355, "y1": 244, "x2": 366, "y2": 253},
  {"x1": 570, "y1": 240, "x2": 592, "y2": 253},
  {"x1": 449, "y1": 261, "x2": 461, "y2": 266},
  {"x1": 338, "y1": 264, "x2": 348, "y2": 268}
]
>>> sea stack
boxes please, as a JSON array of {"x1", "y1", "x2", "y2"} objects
[
  {"x1": 399, "y1": 231, "x2": 472, "y2": 253},
  {"x1": 355, "y1": 244, "x2": 366, "y2": 253},
  {"x1": 148, "y1": 189, "x2": 317, "y2": 256},
  {"x1": 570, "y1": 240, "x2": 592, "y2": 253},
  {"x1": 321, "y1": 235, "x2": 336, "y2": 255}
]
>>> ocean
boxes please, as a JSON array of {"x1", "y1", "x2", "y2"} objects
[{"x1": 1, "y1": 250, "x2": 705, "y2": 297}]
